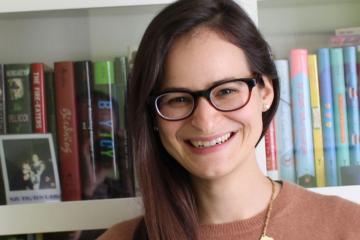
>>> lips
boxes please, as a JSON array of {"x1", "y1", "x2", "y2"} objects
[{"x1": 188, "y1": 132, "x2": 233, "y2": 148}]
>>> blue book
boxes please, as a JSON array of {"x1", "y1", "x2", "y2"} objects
[
  {"x1": 290, "y1": 49, "x2": 316, "y2": 187},
  {"x1": 329, "y1": 48, "x2": 351, "y2": 185},
  {"x1": 317, "y1": 48, "x2": 338, "y2": 186},
  {"x1": 343, "y1": 46, "x2": 360, "y2": 166},
  {"x1": 274, "y1": 60, "x2": 296, "y2": 183}
]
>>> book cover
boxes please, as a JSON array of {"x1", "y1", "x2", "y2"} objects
[
  {"x1": 290, "y1": 49, "x2": 316, "y2": 187},
  {"x1": 54, "y1": 61, "x2": 82, "y2": 201},
  {"x1": 317, "y1": 48, "x2": 338, "y2": 186},
  {"x1": 0, "y1": 64, "x2": 6, "y2": 134},
  {"x1": 4, "y1": 64, "x2": 33, "y2": 134},
  {"x1": 308, "y1": 54, "x2": 326, "y2": 187},
  {"x1": 330, "y1": 48, "x2": 351, "y2": 184},
  {"x1": 74, "y1": 60, "x2": 97, "y2": 199},
  {"x1": 114, "y1": 56, "x2": 135, "y2": 197},
  {"x1": 0, "y1": 134, "x2": 61, "y2": 205},
  {"x1": 265, "y1": 119, "x2": 279, "y2": 180},
  {"x1": 274, "y1": 60, "x2": 296, "y2": 183},
  {"x1": 343, "y1": 46, "x2": 360, "y2": 166},
  {"x1": 93, "y1": 60, "x2": 122, "y2": 199}
]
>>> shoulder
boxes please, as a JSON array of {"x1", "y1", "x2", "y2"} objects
[
  {"x1": 279, "y1": 182, "x2": 360, "y2": 226},
  {"x1": 97, "y1": 216, "x2": 143, "y2": 240}
]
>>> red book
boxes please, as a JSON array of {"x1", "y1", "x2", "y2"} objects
[
  {"x1": 54, "y1": 61, "x2": 82, "y2": 201},
  {"x1": 31, "y1": 63, "x2": 48, "y2": 133},
  {"x1": 265, "y1": 119, "x2": 279, "y2": 180}
]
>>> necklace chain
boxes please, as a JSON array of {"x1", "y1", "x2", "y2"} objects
[{"x1": 260, "y1": 178, "x2": 275, "y2": 240}]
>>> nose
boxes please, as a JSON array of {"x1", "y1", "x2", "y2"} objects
[{"x1": 190, "y1": 97, "x2": 221, "y2": 132}]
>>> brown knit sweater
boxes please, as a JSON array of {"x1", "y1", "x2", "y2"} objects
[{"x1": 98, "y1": 182, "x2": 360, "y2": 240}]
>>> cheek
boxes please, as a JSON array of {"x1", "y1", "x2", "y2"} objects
[{"x1": 157, "y1": 119, "x2": 182, "y2": 150}]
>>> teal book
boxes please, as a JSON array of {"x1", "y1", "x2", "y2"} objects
[
  {"x1": 4, "y1": 64, "x2": 33, "y2": 133},
  {"x1": 343, "y1": 46, "x2": 360, "y2": 166},
  {"x1": 330, "y1": 48, "x2": 351, "y2": 185},
  {"x1": 274, "y1": 59, "x2": 296, "y2": 183}
]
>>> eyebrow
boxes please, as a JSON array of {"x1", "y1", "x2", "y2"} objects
[{"x1": 161, "y1": 77, "x2": 244, "y2": 92}]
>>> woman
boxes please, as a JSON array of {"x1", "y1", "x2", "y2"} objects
[{"x1": 99, "y1": 0, "x2": 360, "y2": 239}]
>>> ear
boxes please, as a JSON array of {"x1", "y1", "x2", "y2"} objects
[{"x1": 259, "y1": 75, "x2": 274, "y2": 112}]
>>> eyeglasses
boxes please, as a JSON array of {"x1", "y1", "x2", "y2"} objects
[{"x1": 150, "y1": 74, "x2": 261, "y2": 121}]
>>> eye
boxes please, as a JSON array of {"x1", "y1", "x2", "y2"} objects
[
  {"x1": 168, "y1": 96, "x2": 192, "y2": 105},
  {"x1": 217, "y1": 88, "x2": 238, "y2": 97}
]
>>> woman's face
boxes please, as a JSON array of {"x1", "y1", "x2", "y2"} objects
[{"x1": 157, "y1": 28, "x2": 274, "y2": 180}]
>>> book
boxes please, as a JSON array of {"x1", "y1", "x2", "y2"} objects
[
  {"x1": 343, "y1": 46, "x2": 360, "y2": 166},
  {"x1": 114, "y1": 56, "x2": 135, "y2": 197},
  {"x1": 317, "y1": 48, "x2": 338, "y2": 186},
  {"x1": 265, "y1": 119, "x2": 279, "y2": 180},
  {"x1": 92, "y1": 60, "x2": 122, "y2": 199},
  {"x1": 0, "y1": 64, "x2": 5, "y2": 204},
  {"x1": 290, "y1": 49, "x2": 316, "y2": 187},
  {"x1": 0, "y1": 134, "x2": 61, "y2": 205},
  {"x1": 54, "y1": 61, "x2": 82, "y2": 201},
  {"x1": 329, "y1": 35, "x2": 360, "y2": 47},
  {"x1": 74, "y1": 60, "x2": 97, "y2": 199},
  {"x1": 274, "y1": 60, "x2": 296, "y2": 183},
  {"x1": 330, "y1": 48, "x2": 351, "y2": 185},
  {"x1": 307, "y1": 54, "x2": 326, "y2": 187},
  {"x1": 31, "y1": 63, "x2": 52, "y2": 133},
  {"x1": 0, "y1": 64, "x2": 6, "y2": 134},
  {"x1": 335, "y1": 26, "x2": 360, "y2": 36},
  {"x1": 4, "y1": 64, "x2": 33, "y2": 134},
  {"x1": 340, "y1": 165, "x2": 360, "y2": 185}
]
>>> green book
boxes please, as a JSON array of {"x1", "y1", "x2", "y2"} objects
[{"x1": 4, "y1": 64, "x2": 33, "y2": 133}]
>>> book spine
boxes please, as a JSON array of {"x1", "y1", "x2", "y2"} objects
[
  {"x1": 330, "y1": 48, "x2": 351, "y2": 184},
  {"x1": 290, "y1": 49, "x2": 316, "y2": 187},
  {"x1": 4, "y1": 64, "x2": 33, "y2": 134},
  {"x1": 308, "y1": 54, "x2": 326, "y2": 187},
  {"x1": 265, "y1": 119, "x2": 279, "y2": 180},
  {"x1": 343, "y1": 46, "x2": 360, "y2": 166},
  {"x1": 44, "y1": 68, "x2": 58, "y2": 151},
  {"x1": 114, "y1": 56, "x2": 135, "y2": 197},
  {"x1": 74, "y1": 60, "x2": 97, "y2": 199},
  {"x1": 54, "y1": 61, "x2": 82, "y2": 201},
  {"x1": 0, "y1": 64, "x2": 6, "y2": 134},
  {"x1": 330, "y1": 35, "x2": 360, "y2": 47},
  {"x1": 317, "y1": 48, "x2": 338, "y2": 186},
  {"x1": 335, "y1": 26, "x2": 360, "y2": 36},
  {"x1": 274, "y1": 60, "x2": 296, "y2": 183},
  {"x1": 93, "y1": 60, "x2": 121, "y2": 198},
  {"x1": 31, "y1": 63, "x2": 48, "y2": 133}
]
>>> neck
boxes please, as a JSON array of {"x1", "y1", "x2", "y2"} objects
[{"x1": 192, "y1": 159, "x2": 275, "y2": 225}]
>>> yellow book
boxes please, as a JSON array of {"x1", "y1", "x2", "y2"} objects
[{"x1": 308, "y1": 54, "x2": 326, "y2": 187}]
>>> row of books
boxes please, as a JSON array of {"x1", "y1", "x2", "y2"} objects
[
  {"x1": 0, "y1": 57, "x2": 135, "y2": 205},
  {"x1": 265, "y1": 46, "x2": 360, "y2": 188}
]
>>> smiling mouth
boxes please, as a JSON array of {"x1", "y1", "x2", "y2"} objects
[{"x1": 187, "y1": 132, "x2": 234, "y2": 148}]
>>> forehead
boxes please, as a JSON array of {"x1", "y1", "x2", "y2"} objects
[{"x1": 163, "y1": 28, "x2": 251, "y2": 90}]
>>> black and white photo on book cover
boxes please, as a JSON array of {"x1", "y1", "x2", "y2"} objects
[{"x1": 0, "y1": 133, "x2": 61, "y2": 204}]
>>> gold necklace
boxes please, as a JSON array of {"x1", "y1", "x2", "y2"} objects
[{"x1": 260, "y1": 178, "x2": 275, "y2": 240}]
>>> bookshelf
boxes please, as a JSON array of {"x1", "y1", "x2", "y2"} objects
[
  {"x1": 0, "y1": 0, "x2": 359, "y2": 236},
  {"x1": 0, "y1": 0, "x2": 258, "y2": 236}
]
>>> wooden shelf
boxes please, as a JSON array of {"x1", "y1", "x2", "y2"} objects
[{"x1": 0, "y1": 197, "x2": 143, "y2": 236}]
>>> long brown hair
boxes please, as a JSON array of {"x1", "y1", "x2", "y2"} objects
[{"x1": 128, "y1": 0, "x2": 280, "y2": 239}]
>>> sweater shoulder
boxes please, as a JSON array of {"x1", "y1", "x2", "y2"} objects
[{"x1": 97, "y1": 216, "x2": 142, "y2": 240}]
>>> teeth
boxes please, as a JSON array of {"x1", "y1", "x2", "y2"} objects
[{"x1": 190, "y1": 133, "x2": 231, "y2": 148}]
